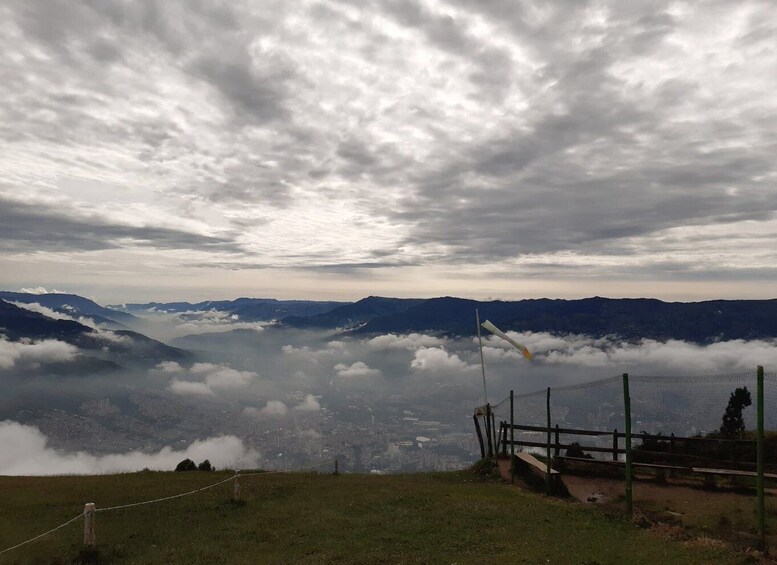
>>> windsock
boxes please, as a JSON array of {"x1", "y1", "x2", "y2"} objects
[{"x1": 480, "y1": 320, "x2": 532, "y2": 360}]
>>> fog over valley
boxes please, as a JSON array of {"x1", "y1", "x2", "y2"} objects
[{"x1": 2, "y1": 291, "x2": 777, "y2": 475}]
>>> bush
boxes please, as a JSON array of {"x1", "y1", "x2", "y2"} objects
[{"x1": 175, "y1": 458, "x2": 197, "y2": 472}]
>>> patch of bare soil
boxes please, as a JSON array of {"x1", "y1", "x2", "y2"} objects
[{"x1": 497, "y1": 457, "x2": 777, "y2": 558}]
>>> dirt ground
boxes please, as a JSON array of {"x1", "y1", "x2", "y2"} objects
[{"x1": 497, "y1": 457, "x2": 777, "y2": 554}]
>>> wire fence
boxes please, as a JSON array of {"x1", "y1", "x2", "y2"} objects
[
  {"x1": 0, "y1": 460, "x2": 334, "y2": 557},
  {"x1": 477, "y1": 365, "x2": 775, "y2": 548}
]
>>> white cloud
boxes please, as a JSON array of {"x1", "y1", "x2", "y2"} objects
[
  {"x1": 410, "y1": 347, "x2": 471, "y2": 372},
  {"x1": 0, "y1": 335, "x2": 79, "y2": 369},
  {"x1": 334, "y1": 361, "x2": 382, "y2": 378},
  {"x1": 154, "y1": 361, "x2": 183, "y2": 373},
  {"x1": 0, "y1": 421, "x2": 258, "y2": 475},
  {"x1": 9, "y1": 301, "x2": 130, "y2": 343},
  {"x1": 169, "y1": 379, "x2": 214, "y2": 396},
  {"x1": 366, "y1": 333, "x2": 445, "y2": 350},
  {"x1": 166, "y1": 362, "x2": 257, "y2": 395},
  {"x1": 171, "y1": 310, "x2": 267, "y2": 338},
  {"x1": 18, "y1": 287, "x2": 66, "y2": 294},
  {"x1": 294, "y1": 394, "x2": 321, "y2": 412},
  {"x1": 261, "y1": 400, "x2": 288, "y2": 417},
  {"x1": 243, "y1": 401, "x2": 289, "y2": 417}
]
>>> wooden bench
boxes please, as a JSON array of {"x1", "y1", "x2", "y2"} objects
[
  {"x1": 555, "y1": 456, "x2": 777, "y2": 486},
  {"x1": 515, "y1": 452, "x2": 560, "y2": 476}
]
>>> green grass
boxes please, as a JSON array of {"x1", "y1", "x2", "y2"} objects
[{"x1": 0, "y1": 470, "x2": 755, "y2": 564}]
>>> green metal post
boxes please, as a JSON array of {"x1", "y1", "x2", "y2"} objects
[
  {"x1": 757, "y1": 365, "x2": 765, "y2": 548},
  {"x1": 623, "y1": 373, "x2": 633, "y2": 517},
  {"x1": 546, "y1": 386, "x2": 551, "y2": 494},
  {"x1": 510, "y1": 389, "x2": 515, "y2": 484}
]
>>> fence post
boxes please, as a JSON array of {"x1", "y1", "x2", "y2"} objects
[
  {"x1": 485, "y1": 404, "x2": 493, "y2": 459},
  {"x1": 546, "y1": 387, "x2": 551, "y2": 494},
  {"x1": 473, "y1": 414, "x2": 486, "y2": 459},
  {"x1": 501, "y1": 422, "x2": 508, "y2": 457},
  {"x1": 612, "y1": 429, "x2": 618, "y2": 461},
  {"x1": 334, "y1": 459, "x2": 339, "y2": 475},
  {"x1": 510, "y1": 390, "x2": 515, "y2": 484},
  {"x1": 554, "y1": 424, "x2": 560, "y2": 457},
  {"x1": 623, "y1": 373, "x2": 633, "y2": 517},
  {"x1": 232, "y1": 471, "x2": 241, "y2": 501},
  {"x1": 757, "y1": 365, "x2": 765, "y2": 548},
  {"x1": 83, "y1": 503, "x2": 96, "y2": 546}
]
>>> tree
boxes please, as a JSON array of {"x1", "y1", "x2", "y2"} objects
[
  {"x1": 720, "y1": 387, "x2": 752, "y2": 437},
  {"x1": 198, "y1": 459, "x2": 213, "y2": 472},
  {"x1": 175, "y1": 458, "x2": 197, "y2": 472}
]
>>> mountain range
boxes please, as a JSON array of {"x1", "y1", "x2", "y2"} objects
[{"x1": 5, "y1": 292, "x2": 777, "y2": 350}]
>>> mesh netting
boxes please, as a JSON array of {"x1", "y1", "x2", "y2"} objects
[{"x1": 486, "y1": 369, "x2": 777, "y2": 466}]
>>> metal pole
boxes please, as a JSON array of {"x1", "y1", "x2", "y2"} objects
[
  {"x1": 757, "y1": 365, "x2": 765, "y2": 548},
  {"x1": 623, "y1": 373, "x2": 633, "y2": 517},
  {"x1": 476, "y1": 309, "x2": 488, "y2": 405},
  {"x1": 510, "y1": 389, "x2": 515, "y2": 484}
]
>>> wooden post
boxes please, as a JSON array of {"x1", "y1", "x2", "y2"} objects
[
  {"x1": 612, "y1": 429, "x2": 618, "y2": 461},
  {"x1": 473, "y1": 414, "x2": 486, "y2": 459},
  {"x1": 510, "y1": 390, "x2": 515, "y2": 484},
  {"x1": 83, "y1": 503, "x2": 96, "y2": 546},
  {"x1": 485, "y1": 404, "x2": 493, "y2": 458},
  {"x1": 492, "y1": 412, "x2": 498, "y2": 457},
  {"x1": 546, "y1": 387, "x2": 551, "y2": 494},
  {"x1": 334, "y1": 459, "x2": 339, "y2": 475},
  {"x1": 623, "y1": 373, "x2": 633, "y2": 517},
  {"x1": 756, "y1": 365, "x2": 765, "y2": 548},
  {"x1": 501, "y1": 422, "x2": 507, "y2": 457},
  {"x1": 554, "y1": 424, "x2": 560, "y2": 457},
  {"x1": 232, "y1": 471, "x2": 241, "y2": 501}
]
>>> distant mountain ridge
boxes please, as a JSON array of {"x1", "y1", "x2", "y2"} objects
[
  {"x1": 7, "y1": 290, "x2": 777, "y2": 345},
  {"x1": 0, "y1": 291, "x2": 138, "y2": 328},
  {"x1": 0, "y1": 299, "x2": 189, "y2": 371},
  {"x1": 111, "y1": 297, "x2": 347, "y2": 321},
  {"x1": 350, "y1": 296, "x2": 777, "y2": 343},
  {"x1": 281, "y1": 296, "x2": 425, "y2": 329}
]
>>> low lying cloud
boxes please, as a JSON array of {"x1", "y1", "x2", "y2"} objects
[
  {"x1": 18, "y1": 287, "x2": 66, "y2": 295},
  {"x1": 334, "y1": 361, "x2": 382, "y2": 378},
  {"x1": 0, "y1": 335, "x2": 79, "y2": 369},
  {"x1": 542, "y1": 337, "x2": 777, "y2": 373},
  {"x1": 244, "y1": 400, "x2": 289, "y2": 417},
  {"x1": 294, "y1": 394, "x2": 321, "y2": 412},
  {"x1": 10, "y1": 301, "x2": 130, "y2": 343},
  {"x1": 410, "y1": 347, "x2": 472, "y2": 373},
  {"x1": 159, "y1": 361, "x2": 257, "y2": 396},
  {"x1": 365, "y1": 333, "x2": 444, "y2": 350},
  {"x1": 0, "y1": 421, "x2": 259, "y2": 475},
  {"x1": 170, "y1": 310, "x2": 267, "y2": 337}
]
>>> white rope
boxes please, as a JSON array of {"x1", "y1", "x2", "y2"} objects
[
  {"x1": 0, "y1": 514, "x2": 82, "y2": 556},
  {"x1": 0, "y1": 460, "x2": 336, "y2": 555},
  {"x1": 96, "y1": 474, "x2": 238, "y2": 513},
  {"x1": 98, "y1": 461, "x2": 334, "y2": 512}
]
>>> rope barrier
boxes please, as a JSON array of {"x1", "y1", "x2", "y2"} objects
[
  {"x1": 0, "y1": 460, "x2": 336, "y2": 556},
  {"x1": 0, "y1": 514, "x2": 82, "y2": 556},
  {"x1": 96, "y1": 474, "x2": 238, "y2": 513}
]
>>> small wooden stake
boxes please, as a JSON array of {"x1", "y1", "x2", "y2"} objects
[
  {"x1": 334, "y1": 459, "x2": 339, "y2": 475},
  {"x1": 83, "y1": 503, "x2": 96, "y2": 546}
]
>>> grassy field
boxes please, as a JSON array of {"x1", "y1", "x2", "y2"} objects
[{"x1": 0, "y1": 470, "x2": 760, "y2": 564}]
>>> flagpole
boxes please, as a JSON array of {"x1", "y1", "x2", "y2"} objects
[{"x1": 476, "y1": 308, "x2": 488, "y2": 405}]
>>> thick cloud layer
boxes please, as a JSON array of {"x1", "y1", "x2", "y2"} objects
[
  {"x1": 2, "y1": 1, "x2": 777, "y2": 300},
  {"x1": 0, "y1": 335, "x2": 78, "y2": 369},
  {"x1": 0, "y1": 421, "x2": 258, "y2": 475}
]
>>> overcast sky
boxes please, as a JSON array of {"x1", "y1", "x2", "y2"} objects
[{"x1": 2, "y1": 0, "x2": 776, "y2": 303}]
